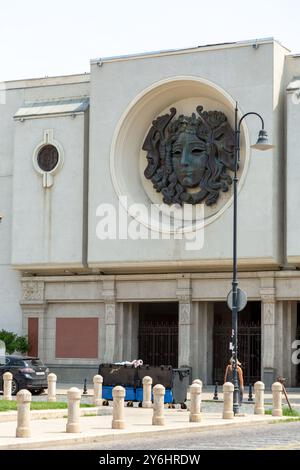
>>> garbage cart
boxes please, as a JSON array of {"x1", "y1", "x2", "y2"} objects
[
  {"x1": 136, "y1": 365, "x2": 173, "y2": 403},
  {"x1": 98, "y1": 363, "x2": 137, "y2": 401},
  {"x1": 172, "y1": 367, "x2": 192, "y2": 404},
  {"x1": 136, "y1": 365, "x2": 192, "y2": 405}
]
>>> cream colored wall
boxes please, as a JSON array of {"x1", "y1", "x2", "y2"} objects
[
  {"x1": 0, "y1": 87, "x2": 25, "y2": 333},
  {"x1": 11, "y1": 113, "x2": 88, "y2": 268},
  {"x1": 88, "y1": 42, "x2": 283, "y2": 271},
  {"x1": 286, "y1": 56, "x2": 300, "y2": 263},
  {"x1": 0, "y1": 76, "x2": 89, "y2": 333}
]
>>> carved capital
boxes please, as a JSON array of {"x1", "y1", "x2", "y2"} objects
[
  {"x1": 176, "y1": 289, "x2": 192, "y2": 302},
  {"x1": 102, "y1": 278, "x2": 116, "y2": 303},
  {"x1": 21, "y1": 281, "x2": 44, "y2": 303},
  {"x1": 260, "y1": 288, "x2": 276, "y2": 303},
  {"x1": 103, "y1": 292, "x2": 116, "y2": 303}
]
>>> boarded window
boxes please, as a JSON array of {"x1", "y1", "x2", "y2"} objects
[
  {"x1": 28, "y1": 318, "x2": 39, "y2": 357},
  {"x1": 55, "y1": 318, "x2": 98, "y2": 358}
]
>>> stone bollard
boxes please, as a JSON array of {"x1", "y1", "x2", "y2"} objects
[
  {"x1": 93, "y1": 375, "x2": 103, "y2": 406},
  {"x1": 112, "y1": 386, "x2": 126, "y2": 429},
  {"x1": 254, "y1": 381, "x2": 265, "y2": 415},
  {"x1": 66, "y1": 387, "x2": 81, "y2": 433},
  {"x1": 189, "y1": 382, "x2": 202, "y2": 422},
  {"x1": 223, "y1": 382, "x2": 234, "y2": 419},
  {"x1": 142, "y1": 376, "x2": 152, "y2": 408},
  {"x1": 3, "y1": 372, "x2": 13, "y2": 400},
  {"x1": 16, "y1": 389, "x2": 32, "y2": 437},
  {"x1": 47, "y1": 373, "x2": 57, "y2": 402},
  {"x1": 152, "y1": 384, "x2": 165, "y2": 426},
  {"x1": 272, "y1": 382, "x2": 283, "y2": 417},
  {"x1": 192, "y1": 379, "x2": 202, "y2": 385}
]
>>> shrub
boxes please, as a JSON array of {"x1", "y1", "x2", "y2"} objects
[{"x1": 0, "y1": 330, "x2": 30, "y2": 354}]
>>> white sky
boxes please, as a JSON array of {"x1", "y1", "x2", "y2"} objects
[{"x1": 1, "y1": 0, "x2": 300, "y2": 82}]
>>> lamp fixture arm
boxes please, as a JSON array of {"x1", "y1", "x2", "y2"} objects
[
  {"x1": 234, "y1": 108, "x2": 265, "y2": 170},
  {"x1": 237, "y1": 111, "x2": 265, "y2": 133}
]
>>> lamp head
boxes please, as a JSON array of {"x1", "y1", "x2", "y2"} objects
[{"x1": 251, "y1": 129, "x2": 275, "y2": 151}]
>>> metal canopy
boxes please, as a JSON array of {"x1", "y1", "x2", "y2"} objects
[{"x1": 14, "y1": 97, "x2": 89, "y2": 120}]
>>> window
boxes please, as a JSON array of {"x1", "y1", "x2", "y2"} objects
[{"x1": 37, "y1": 144, "x2": 59, "y2": 172}]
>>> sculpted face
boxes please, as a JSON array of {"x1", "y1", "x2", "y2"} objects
[
  {"x1": 142, "y1": 106, "x2": 235, "y2": 206},
  {"x1": 172, "y1": 131, "x2": 208, "y2": 187}
]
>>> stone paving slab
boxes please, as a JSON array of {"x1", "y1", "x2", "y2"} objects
[
  {"x1": 0, "y1": 406, "x2": 293, "y2": 450},
  {"x1": 0, "y1": 406, "x2": 111, "y2": 422}
]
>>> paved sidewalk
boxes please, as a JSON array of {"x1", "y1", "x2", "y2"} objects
[
  {"x1": 0, "y1": 406, "x2": 293, "y2": 450},
  {"x1": 54, "y1": 384, "x2": 300, "y2": 405}
]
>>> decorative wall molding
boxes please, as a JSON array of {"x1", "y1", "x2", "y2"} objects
[
  {"x1": 260, "y1": 287, "x2": 276, "y2": 303},
  {"x1": 21, "y1": 281, "x2": 45, "y2": 303},
  {"x1": 179, "y1": 303, "x2": 191, "y2": 325}
]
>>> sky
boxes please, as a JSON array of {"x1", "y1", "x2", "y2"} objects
[{"x1": 1, "y1": 0, "x2": 300, "y2": 82}]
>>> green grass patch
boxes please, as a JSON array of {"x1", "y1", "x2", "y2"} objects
[
  {"x1": 265, "y1": 406, "x2": 300, "y2": 417},
  {"x1": 269, "y1": 417, "x2": 300, "y2": 424},
  {"x1": 0, "y1": 400, "x2": 94, "y2": 412}
]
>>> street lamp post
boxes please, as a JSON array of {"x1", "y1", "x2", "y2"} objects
[{"x1": 231, "y1": 102, "x2": 274, "y2": 415}]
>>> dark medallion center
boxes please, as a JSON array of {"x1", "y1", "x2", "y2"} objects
[
  {"x1": 37, "y1": 144, "x2": 59, "y2": 172},
  {"x1": 142, "y1": 105, "x2": 235, "y2": 206}
]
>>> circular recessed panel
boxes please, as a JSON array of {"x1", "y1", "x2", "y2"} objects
[
  {"x1": 110, "y1": 76, "x2": 250, "y2": 232},
  {"x1": 37, "y1": 144, "x2": 59, "y2": 172}
]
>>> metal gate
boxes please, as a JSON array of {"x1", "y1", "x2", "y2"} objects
[
  {"x1": 138, "y1": 320, "x2": 178, "y2": 367},
  {"x1": 213, "y1": 321, "x2": 261, "y2": 385}
]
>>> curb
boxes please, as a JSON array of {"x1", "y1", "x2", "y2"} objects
[{"x1": 0, "y1": 415, "x2": 294, "y2": 450}]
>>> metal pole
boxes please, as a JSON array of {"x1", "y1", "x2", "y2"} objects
[
  {"x1": 230, "y1": 106, "x2": 266, "y2": 415},
  {"x1": 232, "y1": 103, "x2": 240, "y2": 415}
]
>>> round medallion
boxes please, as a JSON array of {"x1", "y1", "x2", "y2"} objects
[{"x1": 37, "y1": 144, "x2": 59, "y2": 172}]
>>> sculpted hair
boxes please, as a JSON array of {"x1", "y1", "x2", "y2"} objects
[{"x1": 143, "y1": 106, "x2": 235, "y2": 206}]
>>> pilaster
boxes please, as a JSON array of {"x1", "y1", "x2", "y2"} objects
[
  {"x1": 102, "y1": 277, "x2": 117, "y2": 363},
  {"x1": 176, "y1": 276, "x2": 192, "y2": 367},
  {"x1": 260, "y1": 281, "x2": 276, "y2": 388}
]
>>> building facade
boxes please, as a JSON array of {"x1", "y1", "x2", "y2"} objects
[{"x1": 1, "y1": 38, "x2": 300, "y2": 386}]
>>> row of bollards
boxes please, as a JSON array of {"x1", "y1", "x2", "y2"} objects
[
  {"x1": 2, "y1": 371, "x2": 285, "y2": 420},
  {"x1": 13, "y1": 377, "x2": 203, "y2": 437},
  {"x1": 222, "y1": 381, "x2": 283, "y2": 418},
  {"x1": 1, "y1": 371, "x2": 104, "y2": 405},
  {"x1": 5, "y1": 373, "x2": 285, "y2": 437}
]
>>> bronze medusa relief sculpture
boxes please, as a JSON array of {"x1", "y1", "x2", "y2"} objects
[{"x1": 142, "y1": 105, "x2": 236, "y2": 206}]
